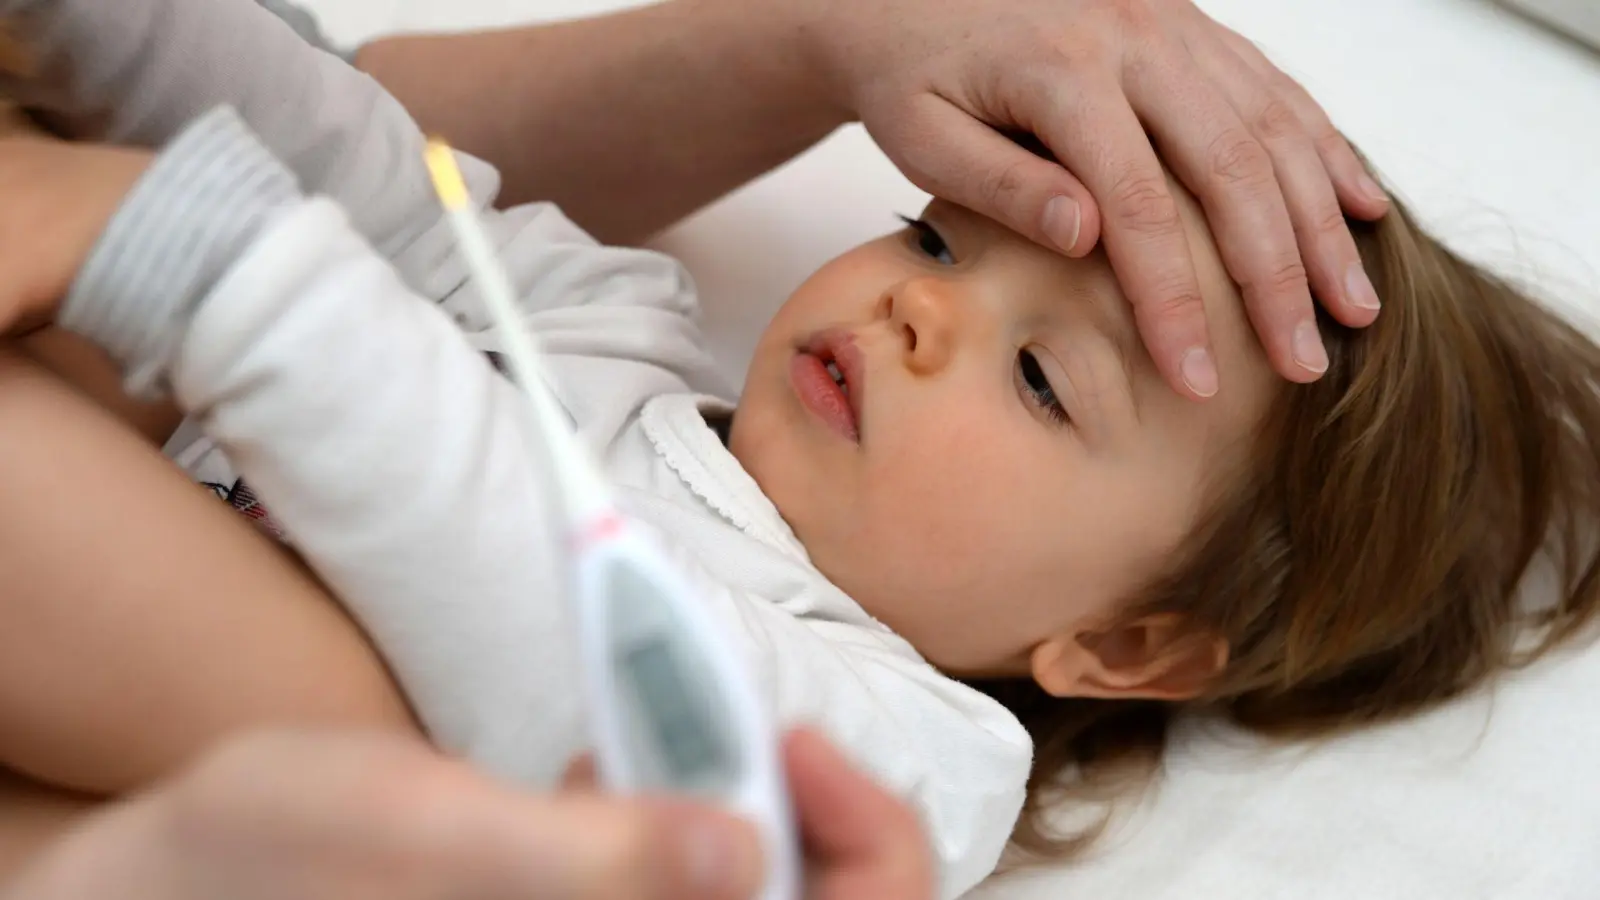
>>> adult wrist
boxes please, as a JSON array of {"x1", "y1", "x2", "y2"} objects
[
  {"x1": 762, "y1": 0, "x2": 874, "y2": 126},
  {"x1": 675, "y1": 0, "x2": 854, "y2": 130}
]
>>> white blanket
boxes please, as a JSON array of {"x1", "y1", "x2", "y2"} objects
[
  {"x1": 313, "y1": 0, "x2": 1600, "y2": 896},
  {"x1": 973, "y1": 638, "x2": 1600, "y2": 899}
]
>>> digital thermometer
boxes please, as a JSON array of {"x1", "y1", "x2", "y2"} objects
[{"x1": 424, "y1": 140, "x2": 798, "y2": 900}]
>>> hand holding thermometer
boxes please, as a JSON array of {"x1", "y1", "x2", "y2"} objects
[{"x1": 423, "y1": 141, "x2": 799, "y2": 900}]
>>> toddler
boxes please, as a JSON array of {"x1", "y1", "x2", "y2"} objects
[{"x1": 4, "y1": 0, "x2": 1600, "y2": 896}]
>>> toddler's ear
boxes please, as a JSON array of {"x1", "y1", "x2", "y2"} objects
[{"x1": 1029, "y1": 614, "x2": 1227, "y2": 701}]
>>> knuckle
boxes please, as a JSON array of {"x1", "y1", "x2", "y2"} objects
[
  {"x1": 1313, "y1": 127, "x2": 1354, "y2": 162},
  {"x1": 1308, "y1": 202, "x2": 1351, "y2": 241},
  {"x1": 1028, "y1": 35, "x2": 1077, "y2": 71},
  {"x1": 1207, "y1": 129, "x2": 1274, "y2": 186},
  {"x1": 1243, "y1": 258, "x2": 1311, "y2": 303},
  {"x1": 1270, "y1": 71, "x2": 1324, "y2": 109},
  {"x1": 977, "y1": 158, "x2": 1032, "y2": 218},
  {"x1": 1251, "y1": 96, "x2": 1303, "y2": 144},
  {"x1": 1106, "y1": 0, "x2": 1157, "y2": 35},
  {"x1": 1106, "y1": 169, "x2": 1181, "y2": 233},
  {"x1": 1145, "y1": 279, "x2": 1208, "y2": 322}
]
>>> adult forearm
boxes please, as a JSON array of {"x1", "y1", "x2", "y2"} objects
[{"x1": 355, "y1": 0, "x2": 847, "y2": 244}]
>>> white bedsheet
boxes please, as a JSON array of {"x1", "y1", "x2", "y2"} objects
[{"x1": 308, "y1": 1, "x2": 1600, "y2": 896}]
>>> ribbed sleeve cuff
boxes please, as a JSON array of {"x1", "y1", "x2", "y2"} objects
[{"x1": 60, "y1": 105, "x2": 303, "y2": 398}]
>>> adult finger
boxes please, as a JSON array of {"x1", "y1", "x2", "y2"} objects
[
  {"x1": 166, "y1": 730, "x2": 766, "y2": 900},
  {"x1": 424, "y1": 783, "x2": 767, "y2": 900},
  {"x1": 784, "y1": 730, "x2": 935, "y2": 900},
  {"x1": 1213, "y1": 24, "x2": 1390, "y2": 222},
  {"x1": 872, "y1": 93, "x2": 1102, "y2": 258},
  {"x1": 1185, "y1": 32, "x2": 1381, "y2": 329},
  {"x1": 1023, "y1": 73, "x2": 1219, "y2": 398},
  {"x1": 1123, "y1": 45, "x2": 1324, "y2": 382}
]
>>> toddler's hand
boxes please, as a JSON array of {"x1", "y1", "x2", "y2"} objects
[{"x1": 0, "y1": 117, "x2": 151, "y2": 336}]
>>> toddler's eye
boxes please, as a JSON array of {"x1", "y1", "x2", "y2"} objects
[
  {"x1": 1017, "y1": 348, "x2": 1070, "y2": 426},
  {"x1": 897, "y1": 215, "x2": 955, "y2": 265}
]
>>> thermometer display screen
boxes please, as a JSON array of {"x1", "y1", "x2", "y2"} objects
[{"x1": 623, "y1": 638, "x2": 724, "y2": 782}]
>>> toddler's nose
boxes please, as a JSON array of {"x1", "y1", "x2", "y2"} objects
[{"x1": 884, "y1": 276, "x2": 959, "y2": 376}]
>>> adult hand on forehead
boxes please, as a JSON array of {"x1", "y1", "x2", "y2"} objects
[{"x1": 801, "y1": 0, "x2": 1388, "y2": 398}]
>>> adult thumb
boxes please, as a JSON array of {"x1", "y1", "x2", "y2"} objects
[{"x1": 459, "y1": 791, "x2": 767, "y2": 900}]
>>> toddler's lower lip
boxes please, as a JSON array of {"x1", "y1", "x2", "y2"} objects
[{"x1": 790, "y1": 353, "x2": 859, "y2": 442}]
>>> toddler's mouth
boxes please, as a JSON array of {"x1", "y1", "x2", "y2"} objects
[{"x1": 792, "y1": 330, "x2": 865, "y2": 443}]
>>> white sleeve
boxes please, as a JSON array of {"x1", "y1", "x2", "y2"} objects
[
  {"x1": 0, "y1": 0, "x2": 433, "y2": 256},
  {"x1": 58, "y1": 107, "x2": 594, "y2": 784},
  {"x1": 0, "y1": 0, "x2": 732, "y2": 405}
]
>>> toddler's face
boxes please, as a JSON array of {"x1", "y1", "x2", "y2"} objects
[{"x1": 731, "y1": 182, "x2": 1279, "y2": 685}]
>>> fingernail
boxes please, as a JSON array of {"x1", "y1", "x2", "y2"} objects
[
  {"x1": 680, "y1": 813, "x2": 762, "y2": 899},
  {"x1": 1042, "y1": 196, "x2": 1081, "y2": 255},
  {"x1": 1358, "y1": 173, "x2": 1388, "y2": 205},
  {"x1": 1180, "y1": 347, "x2": 1219, "y2": 398},
  {"x1": 1346, "y1": 263, "x2": 1381, "y2": 311},
  {"x1": 1293, "y1": 320, "x2": 1329, "y2": 374}
]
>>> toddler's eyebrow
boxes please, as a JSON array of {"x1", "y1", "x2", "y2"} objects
[{"x1": 1076, "y1": 285, "x2": 1145, "y2": 419}]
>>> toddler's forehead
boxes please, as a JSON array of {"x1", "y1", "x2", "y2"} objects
[
  {"x1": 963, "y1": 177, "x2": 1246, "y2": 340},
  {"x1": 925, "y1": 184, "x2": 1276, "y2": 427}
]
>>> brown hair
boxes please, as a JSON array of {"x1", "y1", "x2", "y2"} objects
[
  {"x1": 0, "y1": 20, "x2": 35, "y2": 79},
  {"x1": 978, "y1": 191, "x2": 1600, "y2": 856}
]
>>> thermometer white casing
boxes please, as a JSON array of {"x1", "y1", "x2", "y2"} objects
[
  {"x1": 575, "y1": 518, "x2": 799, "y2": 900},
  {"x1": 421, "y1": 142, "x2": 800, "y2": 899}
]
